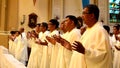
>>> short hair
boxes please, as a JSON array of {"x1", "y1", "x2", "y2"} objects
[
  {"x1": 49, "y1": 19, "x2": 59, "y2": 28},
  {"x1": 36, "y1": 23, "x2": 41, "y2": 27},
  {"x1": 10, "y1": 31, "x2": 16, "y2": 35},
  {"x1": 10, "y1": 31, "x2": 20, "y2": 35},
  {"x1": 113, "y1": 24, "x2": 120, "y2": 30},
  {"x1": 84, "y1": 4, "x2": 99, "y2": 20},
  {"x1": 103, "y1": 25, "x2": 110, "y2": 34},
  {"x1": 77, "y1": 16, "x2": 83, "y2": 29},
  {"x1": 66, "y1": 15, "x2": 78, "y2": 26},
  {"x1": 19, "y1": 27, "x2": 24, "y2": 32},
  {"x1": 41, "y1": 22, "x2": 48, "y2": 29}
]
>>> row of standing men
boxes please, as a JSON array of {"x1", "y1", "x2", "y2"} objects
[{"x1": 8, "y1": 4, "x2": 120, "y2": 68}]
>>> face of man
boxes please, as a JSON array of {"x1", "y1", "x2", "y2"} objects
[
  {"x1": 113, "y1": 27, "x2": 119, "y2": 34},
  {"x1": 48, "y1": 22, "x2": 56, "y2": 31},
  {"x1": 40, "y1": 24, "x2": 46, "y2": 32},
  {"x1": 82, "y1": 8, "x2": 94, "y2": 27},
  {"x1": 60, "y1": 21, "x2": 65, "y2": 30},
  {"x1": 64, "y1": 17, "x2": 72, "y2": 31},
  {"x1": 35, "y1": 25, "x2": 41, "y2": 33}
]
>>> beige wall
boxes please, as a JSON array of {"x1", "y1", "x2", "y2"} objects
[
  {"x1": 0, "y1": 0, "x2": 112, "y2": 31},
  {"x1": 0, "y1": 0, "x2": 19, "y2": 31},
  {"x1": 6, "y1": 0, "x2": 18, "y2": 31},
  {"x1": 0, "y1": 34, "x2": 9, "y2": 48},
  {"x1": 0, "y1": 0, "x2": 50, "y2": 32},
  {"x1": 90, "y1": 0, "x2": 109, "y2": 25},
  {"x1": 64, "y1": 0, "x2": 83, "y2": 17},
  {"x1": 0, "y1": 0, "x2": 6, "y2": 31},
  {"x1": 0, "y1": 0, "x2": 1, "y2": 27},
  {"x1": 18, "y1": 0, "x2": 83, "y2": 31},
  {"x1": 98, "y1": 0, "x2": 109, "y2": 25},
  {"x1": 18, "y1": 0, "x2": 49, "y2": 32},
  {"x1": 0, "y1": 0, "x2": 112, "y2": 48}
]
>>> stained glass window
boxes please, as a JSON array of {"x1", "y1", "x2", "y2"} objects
[{"x1": 109, "y1": 0, "x2": 120, "y2": 23}]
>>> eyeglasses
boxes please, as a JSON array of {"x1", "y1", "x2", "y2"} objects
[
  {"x1": 82, "y1": 12, "x2": 91, "y2": 14},
  {"x1": 48, "y1": 23, "x2": 53, "y2": 25}
]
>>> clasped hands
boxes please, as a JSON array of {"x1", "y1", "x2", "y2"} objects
[
  {"x1": 35, "y1": 35, "x2": 57, "y2": 45},
  {"x1": 53, "y1": 35, "x2": 85, "y2": 54},
  {"x1": 35, "y1": 39, "x2": 48, "y2": 45}
]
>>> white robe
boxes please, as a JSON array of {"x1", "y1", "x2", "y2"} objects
[
  {"x1": 113, "y1": 42, "x2": 120, "y2": 68},
  {"x1": 55, "y1": 32, "x2": 68, "y2": 68},
  {"x1": 69, "y1": 22, "x2": 113, "y2": 68},
  {"x1": 27, "y1": 31, "x2": 50, "y2": 68},
  {"x1": 111, "y1": 34, "x2": 120, "y2": 68},
  {"x1": 27, "y1": 41, "x2": 42, "y2": 68},
  {"x1": 40, "y1": 30, "x2": 59, "y2": 68},
  {"x1": 9, "y1": 39, "x2": 16, "y2": 56},
  {"x1": 15, "y1": 35, "x2": 28, "y2": 65},
  {"x1": 56, "y1": 28, "x2": 81, "y2": 68},
  {"x1": 40, "y1": 46, "x2": 49, "y2": 68},
  {"x1": 47, "y1": 30, "x2": 59, "y2": 68},
  {"x1": 39, "y1": 31, "x2": 50, "y2": 68}
]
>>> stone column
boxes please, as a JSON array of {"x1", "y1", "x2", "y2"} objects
[
  {"x1": 0, "y1": 0, "x2": 6, "y2": 31},
  {"x1": 98, "y1": 0, "x2": 109, "y2": 25},
  {"x1": 90, "y1": 0, "x2": 109, "y2": 25}
]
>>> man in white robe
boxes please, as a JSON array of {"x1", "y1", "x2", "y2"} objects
[
  {"x1": 55, "y1": 15, "x2": 81, "y2": 68},
  {"x1": 15, "y1": 28, "x2": 28, "y2": 65},
  {"x1": 111, "y1": 24, "x2": 120, "y2": 68},
  {"x1": 27, "y1": 30, "x2": 40, "y2": 68},
  {"x1": 34, "y1": 22, "x2": 50, "y2": 68},
  {"x1": 54, "y1": 20, "x2": 68, "y2": 68},
  {"x1": 45, "y1": 19, "x2": 59, "y2": 68},
  {"x1": 9, "y1": 31, "x2": 19, "y2": 56},
  {"x1": 61, "y1": 4, "x2": 113, "y2": 68}
]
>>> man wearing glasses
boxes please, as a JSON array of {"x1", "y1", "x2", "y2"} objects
[{"x1": 57, "y1": 4, "x2": 113, "y2": 68}]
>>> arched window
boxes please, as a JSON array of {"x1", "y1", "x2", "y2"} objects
[{"x1": 109, "y1": 0, "x2": 120, "y2": 23}]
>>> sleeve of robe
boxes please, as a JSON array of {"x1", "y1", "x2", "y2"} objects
[{"x1": 84, "y1": 27, "x2": 112, "y2": 64}]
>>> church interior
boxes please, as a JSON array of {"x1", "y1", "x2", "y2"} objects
[{"x1": 0, "y1": 0, "x2": 120, "y2": 68}]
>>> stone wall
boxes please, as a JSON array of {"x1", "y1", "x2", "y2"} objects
[{"x1": 0, "y1": 33, "x2": 9, "y2": 49}]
